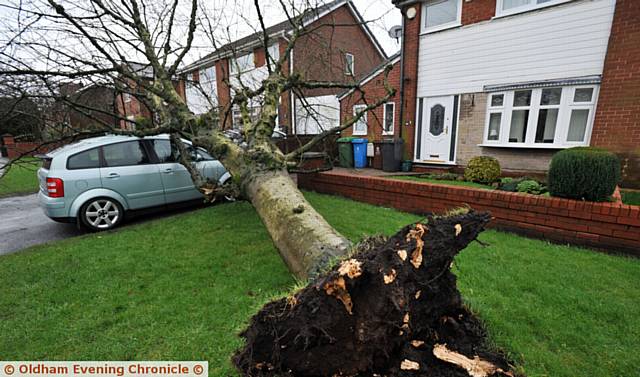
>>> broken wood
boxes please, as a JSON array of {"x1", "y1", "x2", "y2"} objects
[
  {"x1": 233, "y1": 210, "x2": 519, "y2": 377},
  {"x1": 433, "y1": 344, "x2": 515, "y2": 377}
]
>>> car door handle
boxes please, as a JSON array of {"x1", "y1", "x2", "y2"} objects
[
  {"x1": 163, "y1": 168, "x2": 173, "y2": 174},
  {"x1": 106, "y1": 173, "x2": 120, "y2": 179}
]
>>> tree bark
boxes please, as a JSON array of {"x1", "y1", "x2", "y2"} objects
[{"x1": 244, "y1": 169, "x2": 352, "y2": 279}]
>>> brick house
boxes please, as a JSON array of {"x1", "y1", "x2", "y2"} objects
[
  {"x1": 114, "y1": 63, "x2": 188, "y2": 130},
  {"x1": 178, "y1": 0, "x2": 387, "y2": 135},
  {"x1": 344, "y1": 0, "x2": 638, "y2": 187},
  {"x1": 338, "y1": 53, "x2": 402, "y2": 140}
]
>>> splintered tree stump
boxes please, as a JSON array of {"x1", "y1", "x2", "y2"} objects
[{"x1": 233, "y1": 210, "x2": 519, "y2": 377}]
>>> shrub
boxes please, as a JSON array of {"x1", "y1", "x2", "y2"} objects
[
  {"x1": 517, "y1": 180, "x2": 546, "y2": 195},
  {"x1": 548, "y1": 147, "x2": 621, "y2": 202},
  {"x1": 464, "y1": 156, "x2": 501, "y2": 184}
]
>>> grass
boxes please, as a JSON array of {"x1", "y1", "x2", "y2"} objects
[
  {"x1": 621, "y1": 190, "x2": 640, "y2": 206},
  {"x1": 0, "y1": 157, "x2": 41, "y2": 197},
  {"x1": 389, "y1": 175, "x2": 493, "y2": 190},
  {"x1": 1, "y1": 192, "x2": 639, "y2": 377}
]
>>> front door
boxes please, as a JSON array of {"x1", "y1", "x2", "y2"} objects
[{"x1": 416, "y1": 96, "x2": 456, "y2": 164}]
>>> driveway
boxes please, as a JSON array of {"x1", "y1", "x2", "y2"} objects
[
  {"x1": 0, "y1": 194, "x2": 84, "y2": 255},
  {"x1": 0, "y1": 193, "x2": 209, "y2": 256}
]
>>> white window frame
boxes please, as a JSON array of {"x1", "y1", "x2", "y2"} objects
[
  {"x1": 123, "y1": 93, "x2": 132, "y2": 103},
  {"x1": 421, "y1": 0, "x2": 463, "y2": 34},
  {"x1": 485, "y1": 93, "x2": 505, "y2": 142},
  {"x1": 382, "y1": 102, "x2": 395, "y2": 136},
  {"x1": 267, "y1": 43, "x2": 280, "y2": 68},
  {"x1": 230, "y1": 52, "x2": 254, "y2": 75},
  {"x1": 496, "y1": 0, "x2": 573, "y2": 18},
  {"x1": 482, "y1": 85, "x2": 599, "y2": 148},
  {"x1": 345, "y1": 53, "x2": 355, "y2": 76},
  {"x1": 353, "y1": 104, "x2": 368, "y2": 136}
]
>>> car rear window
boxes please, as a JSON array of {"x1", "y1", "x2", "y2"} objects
[
  {"x1": 67, "y1": 148, "x2": 100, "y2": 170},
  {"x1": 103, "y1": 141, "x2": 150, "y2": 167}
]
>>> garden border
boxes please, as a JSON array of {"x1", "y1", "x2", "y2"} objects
[{"x1": 298, "y1": 171, "x2": 640, "y2": 256}]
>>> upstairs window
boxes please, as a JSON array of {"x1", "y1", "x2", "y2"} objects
[
  {"x1": 483, "y1": 85, "x2": 598, "y2": 148},
  {"x1": 230, "y1": 53, "x2": 254, "y2": 74},
  {"x1": 267, "y1": 43, "x2": 280, "y2": 68},
  {"x1": 345, "y1": 53, "x2": 355, "y2": 76},
  {"x1": 497, "y1": 0, "x2": 572, "y2": 17},
  {"x1": 422, "y1": 0, "x2": 461, "y2": 33}
]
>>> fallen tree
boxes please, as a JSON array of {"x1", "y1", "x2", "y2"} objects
[
  {"x1": 2, "y1": 2, "x2": 522, "y2": 375},
  {"x1": 234, "y1": 210, "x2": 518, "y2": 377}
]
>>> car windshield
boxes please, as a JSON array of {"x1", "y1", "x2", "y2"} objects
[{"x1": 196, "y1": 148, "x2": 214, "y2": 161}]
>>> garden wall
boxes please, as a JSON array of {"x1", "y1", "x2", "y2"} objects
[
  {"x1": 0, "y1": 135, "x2": 56, "y2": 159},
  {"x1": 298, "y1": 171, "x2": 640, "y2": 256}
]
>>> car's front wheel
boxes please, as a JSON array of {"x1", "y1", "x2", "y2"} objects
[{"x1": 80, "y1": 198, "x2": 124, "y2": 231}]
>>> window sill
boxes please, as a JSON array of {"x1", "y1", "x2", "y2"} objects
[
  {"x1": 420, "y1": 22, "x2": 462, "y2": 36},
  {"x1": 478, "y1": 143, "x2": 585, "y2": 150}
]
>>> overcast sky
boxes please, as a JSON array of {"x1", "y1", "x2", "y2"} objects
[{"x1": 184, "y1": 0, "x2": 403, "y2": 65}]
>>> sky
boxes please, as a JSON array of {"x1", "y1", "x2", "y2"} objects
[
  {"x1": 184, "y1": 0, "x2": 403, "y2": 65},
  {"x1": 0, "y1": 0, "x2": 403, "y2": 74}
]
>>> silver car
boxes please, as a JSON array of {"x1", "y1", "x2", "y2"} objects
[{"x1": 37, "y1": 134, "x2": 231, "y2": 231}]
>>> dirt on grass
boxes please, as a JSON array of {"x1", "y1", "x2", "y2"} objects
[{"x1": 233, "y1": 210, "x2": 518, "y2": 377}]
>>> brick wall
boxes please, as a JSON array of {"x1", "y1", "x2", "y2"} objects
[
  {"x1": 456, "y1": 93, "x2": 558, "y2": 172},
  {"x1": 293, "y1": 5, "x2": 386, "y2": 98},
  {"x1": 339, "y1": 59, "x2": 401, "y2": 141},
  {"x1": 298, "y1": 171, "x2": 640, "y2": 255},
  {"x1": 399, "y1": 3, "x2": 422, "y2": 160},
  {"x1": 591, "y1": 0, "x2": 640, "y2": 188},
  {"x1": 462, "y1": 0, "x2": 496, "y2": 25},
  {"x1": 1, "y1": 135, "x2": 57, "y2": 159},
  {"x1": 215, "y1": 58, "x2": 232, "y2": 129}
]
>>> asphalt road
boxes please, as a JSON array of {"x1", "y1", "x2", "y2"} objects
[
  {"x1": 0, "y1": 193, "x2": 209, "y2": 256},
  {"x1": 0, "y1": 193, "x2": 84, "y2": 255}
]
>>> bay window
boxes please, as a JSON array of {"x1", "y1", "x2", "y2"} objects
[
  {"x1": 421, "y1": 0, "x2": 461, "y2": 34},
  {"x1": 483, "y1": 85, "x2": 598, "y2": 148}
]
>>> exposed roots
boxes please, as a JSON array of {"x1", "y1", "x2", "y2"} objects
[{"x1": 233, "y1": 210, "x2": 519, "y2": 377}]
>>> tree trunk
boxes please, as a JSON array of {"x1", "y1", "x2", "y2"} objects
[{"x1": 244, "y1": 169, "x2": 352, "y2": 279}]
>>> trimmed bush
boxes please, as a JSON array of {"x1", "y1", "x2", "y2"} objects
[
  {"x1": 464, "y1": 156, "x2": 501, "y2": 184},
  {"x1": 548, "y1": 147, "x2": 621, "y2": 202}
]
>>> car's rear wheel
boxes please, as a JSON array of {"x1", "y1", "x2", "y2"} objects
[{"x1": 80, "y1": 198, "x2": 123, "y2": 231}]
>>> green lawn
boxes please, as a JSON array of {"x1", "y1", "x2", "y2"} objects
[
  {"x1": 622, "y1": 190, "x2": 640, "y2": 206},
  {"x1": 1, "y1": 192, "x2": 639, "y2": 377},
  {"x1": 0, "y1": 158, "x2": 41, "y2": 197},
  {"x1": 390, "y1": 175, "x2": 494, "y2": 190}
]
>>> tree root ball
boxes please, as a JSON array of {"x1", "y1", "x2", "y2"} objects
[{"x1": 233, "y1": 210, "x2": 519, "y2": 377}]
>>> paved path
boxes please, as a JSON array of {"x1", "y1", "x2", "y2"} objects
[{"x1": 0, "y1": 194, "x2": 84, "y2": 255}]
